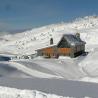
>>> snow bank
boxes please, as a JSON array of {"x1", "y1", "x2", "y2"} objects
[
  {"x1": 81, "y1": 77, "x2": 98, "y2": 83},
  {"x1": 59, "y1": 56, "x2": 72, "y2": 60},
  {"x1": 0, "y1": 86, "x2": 92, "y2": 98},
  {"x1": 79, "y1": 47, "x2": 98, "y2": 77}
]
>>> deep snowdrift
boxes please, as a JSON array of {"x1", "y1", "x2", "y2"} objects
[{"x1": 79, "y1": 47, "x2": 98, "y2": 78}]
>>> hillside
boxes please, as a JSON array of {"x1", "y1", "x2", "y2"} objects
[
  {"x1": 0, "y1": 16, "x2": 98, "y2": 83},
  {"x1": 0, "y1": 16, "x2": 98, "y2": 55}
]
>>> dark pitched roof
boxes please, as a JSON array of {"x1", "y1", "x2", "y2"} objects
[
  {"x1": 36, "y1": 34, "x2": 85, "y2": 51},
  {"x1": 62, "y1": 34, "x2": 85, "y2": 46}
]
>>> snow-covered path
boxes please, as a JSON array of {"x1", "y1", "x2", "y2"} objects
[{"x1": 0, "y1": 78, "x2": 97, "y2": 98}]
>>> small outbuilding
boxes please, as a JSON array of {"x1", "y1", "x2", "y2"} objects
[{"x1": 36, "y1": 33, "x2": 86, "y2": 58}]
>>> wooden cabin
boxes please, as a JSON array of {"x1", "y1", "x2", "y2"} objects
[{"x1": 36, "y1": 33, "x2": 86, "y2": 58}]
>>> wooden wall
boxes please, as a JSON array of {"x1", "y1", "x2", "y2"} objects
[{"x1": 40, "y1": 47, "x2": 71, "y2": 57}]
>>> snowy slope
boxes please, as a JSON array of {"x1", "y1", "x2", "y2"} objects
[
  {"x1": 8, "y1": 61, "x2": 61, "y2": 78},
  {"x1": 0, "y1": 62, "x2": 31, "y2": 78},
  {"x1": 79, "y1": 47, "x2": 98, "y2": 77},
  {"x1": 0, "y1": 15, "x2": 98, "y2": 82},
  {"x1": 13, "y1": 58, "x2": 85, "y2": 80},
  {"x1": 0, "y1": 16, "x2": 98, "y2": 55},
  {"x1": 0, "y1": 16, "x2": 98, "y2": 97}
]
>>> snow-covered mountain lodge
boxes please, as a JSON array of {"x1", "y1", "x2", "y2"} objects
[{"x1": 36, "y1": 33, "x2": 86, "y2": 58}]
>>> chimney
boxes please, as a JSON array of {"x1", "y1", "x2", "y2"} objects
[
  {"x1": 75, "y1": 32, "x2": 80, "y2": 39},
  {"x1": 50, "y1": 38, "x2": 53, "y2": 45}
]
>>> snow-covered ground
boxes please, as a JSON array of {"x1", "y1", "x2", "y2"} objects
[
  {"x1": 1, "y1": 78, "x2": 98, "y2": 98},
  {"x1": 0, "y1": 61, "x2": 31, "y2": 78},
  {"x1": 0, "y1": 16, "x2": 98, "y2": 82},
  {"x1": 0, "y1": 16, "x2": 98, "y2": 55},
  {"x1": 0, "y1": 15, "x2": 98, "y2": 97},
  {"x1": 13, "y1": 58, "x2": 85, "y2": 80},
  {"x1": 0, "y1": 86, "x2": 91, "y2": 98}
]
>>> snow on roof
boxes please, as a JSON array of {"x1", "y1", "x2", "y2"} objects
[
  {"x1": 36, "y1": 44, "x2": 56, "y2": 51},
  {"x1": 36, "y1": 34, "x2": 85, "y2": 50},
  {"x1": 63, "y1": 34, "x2": 85, "y2": 46}
]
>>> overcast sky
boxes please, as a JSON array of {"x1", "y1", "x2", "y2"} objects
[{"x1": 0, "y1": 0, "x2": 98, "y2": 34}]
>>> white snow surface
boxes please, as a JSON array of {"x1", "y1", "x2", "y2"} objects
[
  {"x1": 0, "y1": 16, "x2": 98, "y2": 55},
  {"x1": 0, "y1": 15, "x2": 98, "y2": 98},
  {"x1": 0, "y1": 15, "x2": 98, "y2": 82},
  {"x1": 0, "y1": 86, "x2": 91, "y2": 98},
  {"x1": 79, "y1": 48, "x2": 98, "y2": 77}
]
